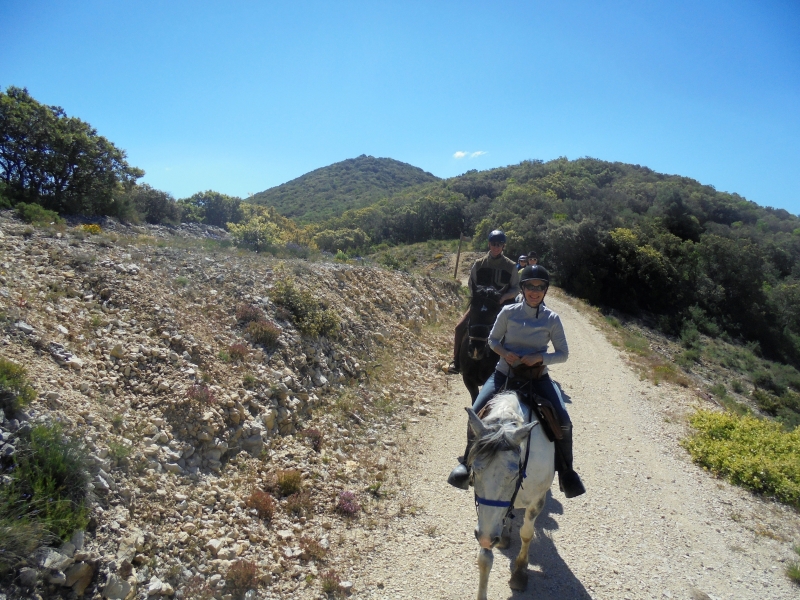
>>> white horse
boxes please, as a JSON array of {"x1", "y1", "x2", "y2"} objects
[{"x1": 465, "y1": 391, "x2": 555, "y2": 600}]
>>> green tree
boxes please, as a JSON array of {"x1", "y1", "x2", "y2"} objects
[
  {"x1": 178, "y1": 190, "x2": 243, "y2": 227},
  {"x1": 0, "y1": 86, "x2": 142, "y2": 215}
]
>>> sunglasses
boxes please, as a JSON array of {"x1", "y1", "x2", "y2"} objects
[
  {"x1": 523, "y1": 283, "x2": 548, "y2": 292},
  {"x1": 489, "y1": 242, "x2": 504, "y2": 247}
]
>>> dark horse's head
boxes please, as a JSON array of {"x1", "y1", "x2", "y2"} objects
[{"x1": 466, "y1": 286, "x2": 502, "y2": 358}]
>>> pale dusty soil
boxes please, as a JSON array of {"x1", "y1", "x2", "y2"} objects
[{"x1": 343, "y1": 294, "x2": 800, "y2": 600}]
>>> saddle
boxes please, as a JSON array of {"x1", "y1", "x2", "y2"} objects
[{"x1": 503, "y1": 366, "x2": 564, "y2": 442}]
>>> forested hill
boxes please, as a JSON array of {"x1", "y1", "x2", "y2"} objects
[
  {"x1": 249, "y1": 155, "x2": 440, "y2": 222},
  {"x1": 311, "y1": 157, "x2": 800, "y2": 368}
]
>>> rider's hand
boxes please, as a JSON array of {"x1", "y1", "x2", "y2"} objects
[
  {"x1": 504, "y1": 351, "x2": 520, "y2": 365},
  {"x1": 521, "y1": 354, "x2": 543, "y2": 366}
]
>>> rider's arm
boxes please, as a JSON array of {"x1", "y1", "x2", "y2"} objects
[
  {"x1": 540, "y1": 314, "x2": 569, "y2": 366},
  {"x1": 488, "y1": 310, "x2": 517, "y2": 363}
]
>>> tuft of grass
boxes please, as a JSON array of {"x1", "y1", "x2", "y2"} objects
[
  {"x1": 275, "y1": 469, "x2": 303, "y2": 496},
  {"x1": 0, "y1": 357, "x2": 37, "y2": 418},
  {"x1": 242, "y1": 372, "x2": 257, "y2": 388},
  {"x1": 682, "y1": 410, "x2": 800, "y2": 508},
  {"x1": 0, "y1": 518, "x2": 48, "y2": 575},
  {"x1": 228, "y1": 343, "x2": 249, "y2": 362},
  {"x1": 787, "y1": 545, "x2": 800, "y2": 585},
  {"x1": 173, "y1": 276, "x2": 190, "y2": 287},
  {"x1": 225, "y1": 560, "x2": 260, "y2": 599},
  {"x1": 320, "y1": 569, "x2": 342, "y2": 595},
  {"x1": 245, "y1": 489, "x2": 275, "y2": 521}
]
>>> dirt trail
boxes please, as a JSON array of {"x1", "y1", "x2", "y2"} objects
[{"x1": 346, "y1": 294, "x2": 800, "y2": 599}]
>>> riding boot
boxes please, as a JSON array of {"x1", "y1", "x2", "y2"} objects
[
  {"x1": 447, "y1": 427, "x2": 474, "y2": 490},
  {"x1": 554, "y1": 425, "x2": 586, "y2": 498}
]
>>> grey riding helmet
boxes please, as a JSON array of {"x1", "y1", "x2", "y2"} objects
[{"x1": 487, "y1": 230, "x2": 506, "y2": 243}]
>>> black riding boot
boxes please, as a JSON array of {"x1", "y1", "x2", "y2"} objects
[
  {"x1": 554, "y1": 425, "x2": 586, "y2": 498},
  {"x1": 447, "y1": 427, "x2": 474, "y2": 490}
]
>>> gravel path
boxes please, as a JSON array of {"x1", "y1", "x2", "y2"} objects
[{"x1": 346, "y1": 294, "x2": 800, "y2": 600}]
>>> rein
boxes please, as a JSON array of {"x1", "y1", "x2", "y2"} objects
[{"x1": 473, "y1": 419, "x2": 538, "y2": 523}]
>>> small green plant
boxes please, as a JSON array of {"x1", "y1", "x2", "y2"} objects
[
  {"x1": 225, "y1": 560, "x2": 260, "y2": 599},
  {"x1": 107, "y1": 440, "x2": 132, "y2": 463},
  {"x1": 173, "y1": 276, "x2": 190, "y2": 287},
  {"x1": 366, "y1": 482, "x2": 383, "y2": 498},
  {"x1": 242, "y1": 372, "x2": 257, "y2": 388},
  {"x1": 335, "y1": 490, "x2": 360, "y2": 517},
  {"x1": 245, "y1": 489, "x2": 275, "y2": 521},
  {"x1": 787, "y1": 544, "x2": 800, "y2": 585},
  {"x1": 682, "y1": 410, "x2": 800, "y2": 508},
  {"x1": 0, "y1": 358, "x2": 37, "y2": 417},
  {"x1": 15, "y1": 202, "x2": 63, "y2": 225},
  {"x1": 424, "y1": 523, "x2": 438, "y2": 537},
  {"x1": 0, "y1": 518, "x2": 48, "y2": 575},
  {"x1": 285, "y1": 490, "x2": 313, "y2": 516},
  {"x1": 217, "y1": 349, "x2": 231, "y2": 362},
  {"x1": 0, "y1": 423, "x2": 90, "y2": 540},
  {"x1": 731, "y1": 379, "x2": 745, "y2": 394},
  {"x1": 246, "y1": 320, "x2": 281, "y2": 348},
  {"x1": 275, "y1": 469, "x2": 303, "y2": 496}
]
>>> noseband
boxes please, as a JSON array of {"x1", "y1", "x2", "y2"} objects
[{"x1": 473, "y1": 424, "x2": 536, "y2": 524}]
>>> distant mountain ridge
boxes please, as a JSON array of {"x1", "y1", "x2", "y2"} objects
[{"x1": 250, "y1": 155, "x2": 440, "y2": 222}]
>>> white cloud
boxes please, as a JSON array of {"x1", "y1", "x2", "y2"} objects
[
  {"x1": 470, "y1": 151, "x2": 487, "y2": 158},
  {"x1": 453, "y1": 151, "x2": 468, "y2": 159}
]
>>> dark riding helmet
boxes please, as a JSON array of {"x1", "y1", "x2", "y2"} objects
[
  {"x1": 487, "y1": 230, "x2": 506, "y2": 244},
  {"x1": 519, "y1": 264, "x2": 550, "y2": 287}
]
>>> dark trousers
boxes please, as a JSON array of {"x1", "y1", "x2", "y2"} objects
[{"x1": 472, "y1": 371, "x2": 571, "y2": 425}]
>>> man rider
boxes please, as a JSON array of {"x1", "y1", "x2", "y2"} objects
[{"x1": 447, "y1": 230, "x2": 520, "y2": 375}]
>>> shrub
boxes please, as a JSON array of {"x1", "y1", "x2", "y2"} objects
[
  {"x1": 299, "y1": 535, "x2": 327, "y2": 562},
  {"x1": 285, "y1": 490, "x2": 313, "y2": 517},
  {"x1": 245, "y1": 489, "x2": 275, "y2": 521},
  {"x1": 301, "y1": 427, "x2": 323, "y2": 452},
  {"x1": 235, "y1": 303, "x2": 264, "y2": 324},
  {"x1": 0, "y1": 518, "x2": 47, "y2": 575},
  {"x1": 682, "y1": 410, "x2": 800, "y2": 508},
  {"x1": 335, "y1": 491, "x2": 361, "y2": 517},
  {"x1": 79, "y1": 223, "x2": 101, "y2": 235},
  {"x1": 186, "y1": 384, "x2": 216, "y2": 405},
  {"x1": 15, "y1": 202, "x2": 63, "y2": 225},
  {"x1": 246, "y1": 320, "x2": 280, "y2": 348},
  {"x1": 275, "y1": 469, "x2": 303, "y2": 496},
  {"x1": 181, "y1": 575, "x2": 216, "y2": 600},
  {"x1": 242, "y1": 372, "x2": 257, "y2": 388},
  {"x1": 0, "y1": 423, "x2": 90, "y2": 539},
  {"x1": 228, "y1": 343, "x2": 250, "y2": 362},
  {"x1": 0, "y1": 358, "x2": 37, "y2": 418},
  {"x1": 225, "y1": 560, "x2": 260, "y2": 599},
  {"x1": 272, "y1": 279, "x2": 339, "y2": 337}
]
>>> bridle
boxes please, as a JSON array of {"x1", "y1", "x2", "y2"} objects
[{"x1": 473, "y1": 422, "x2": 537, "y2": 524}]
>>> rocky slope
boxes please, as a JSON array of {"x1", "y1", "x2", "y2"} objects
[{"x1": 0, "y1": 211, "x2": 462, "y2": 599}]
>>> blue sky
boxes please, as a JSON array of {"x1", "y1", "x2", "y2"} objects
[{"x1": 2, "y1": 1, "x2": 799, "y2": 213}]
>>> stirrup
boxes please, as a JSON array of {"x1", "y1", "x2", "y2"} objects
[{"x1": 447, "y1": 463, "x2": 470, "y2": 490}]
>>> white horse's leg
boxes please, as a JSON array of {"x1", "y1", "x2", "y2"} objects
[
  {"x1": 477, "y1": 548, "x2": 493, "y2": 600},
  {"x1": 509, "y1": 495, "x2": 545, "y2": 591}
]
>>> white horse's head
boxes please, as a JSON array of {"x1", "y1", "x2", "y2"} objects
[{"x1": 466, "y1": 399, "x2": 537, "y2": 550}]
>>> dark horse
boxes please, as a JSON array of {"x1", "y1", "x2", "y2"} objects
[{"x1": 459, "y1": 286, "x2": 504, "y2": 402}]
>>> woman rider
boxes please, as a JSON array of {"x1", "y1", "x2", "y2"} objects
[{"x1": 447, "y1": 264, "x2": 586, "y2": 498}]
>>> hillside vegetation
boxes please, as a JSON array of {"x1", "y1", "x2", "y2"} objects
[{"x1": 249, "y1": 155, "x2": 440, "y2": 222}]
